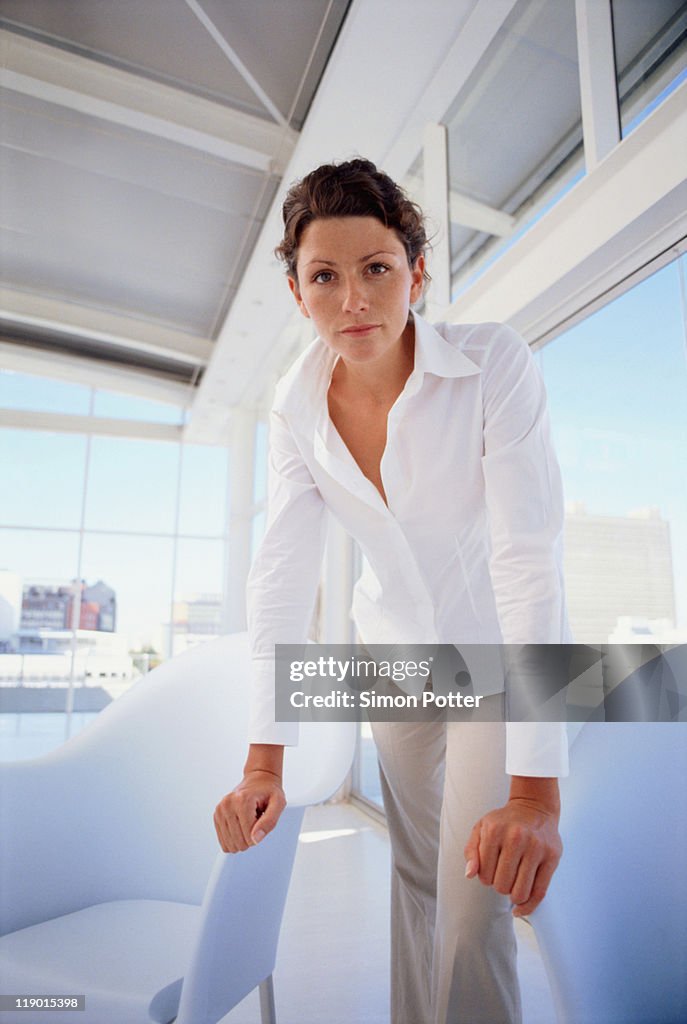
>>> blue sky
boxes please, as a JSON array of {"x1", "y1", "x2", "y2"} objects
[{"x1": 536, "y1": 257, "x2": 687, "y2": 627}]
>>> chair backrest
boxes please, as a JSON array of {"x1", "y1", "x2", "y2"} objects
[
  {"x1": 530, "y1": 721, "x2": 687, "y2": 1024},
  {"x1": 174, "y1": 805, "x2": 305, "y2": 1024},
  {"x1": 0, "y1": 633, "x2": 356, "y2": 934}
]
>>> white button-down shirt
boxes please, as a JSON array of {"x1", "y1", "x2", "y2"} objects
[{"x1": 247, "y1": 313, "x2": 570, "y2": 776}]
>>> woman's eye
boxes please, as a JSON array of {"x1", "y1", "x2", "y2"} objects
[
  {"x1": 368, "y1": 262, "x2": 390, "y2": 275},
  {"x1": 313, "y1": 270, "x2": 334, "y2": 284}
]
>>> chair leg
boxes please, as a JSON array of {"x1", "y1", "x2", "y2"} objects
[{"x1": 259, "y1": 975, "x2": 276, "y2": 1024}]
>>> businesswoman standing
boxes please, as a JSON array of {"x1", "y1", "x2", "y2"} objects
[{"x1": 214, "y1": 159, "x2": 569, "y2": 1024}]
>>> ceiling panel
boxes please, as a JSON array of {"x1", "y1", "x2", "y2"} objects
[
  {"x1": 1, "y1": 103, "x2": 273, "y2": 334},
  {"x1": 439, "y1": 0, "x2": 583, "y2": 284},
  {"x1": 1, "y1": 91, "x2": 267, "y2": 214},
  {"x1": 199, "y1": 0, "x2": 351, "y2": 126},
  {"x1": 0, "y1": 0, "x2": 349, "y2": 126},
  {"x1": 0, "y1": 0, "x2": 351, "y2": 395},
  {"x1": 444, "y1": 0, "x2": 581, "y2": 209}
]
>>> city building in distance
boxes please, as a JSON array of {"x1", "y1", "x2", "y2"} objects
[{"x1": 564, "y1": 504, "x2": 676, "y2": 643}]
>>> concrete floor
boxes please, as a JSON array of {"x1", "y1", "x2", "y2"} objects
[{"x1": 220, "y1": 800, "x2": 557, "y2": 1024}]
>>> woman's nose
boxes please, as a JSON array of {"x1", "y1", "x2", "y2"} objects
[{"x1": 341, "y1": 278, "x2": 369, "y2": 312}]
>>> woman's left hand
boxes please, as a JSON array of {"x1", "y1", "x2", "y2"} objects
[{"x1": 463, "y1": 782, "x2": 563, "y2": 918}]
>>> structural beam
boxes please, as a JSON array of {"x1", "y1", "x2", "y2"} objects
[
  {"x1": 383, "y1": 0, "x2": 520, "y2": 177},
  {"x1": 0, "y1": 339, "x2": 193, "y2": 407},
  {"x1": 0, "y1": 288, "x2": 212, "y2": 367},
  {"x1": 575, "y1": 0, "x2": 621, "y2": 170},
  {"x1": 447, "y1": 192, "x2": 515, "y2": 237},
  {"x1": 183, "y1": 0, "x2": 288, "y2": 127},
  {"x1": 0, "y1": 407, "x2": 184, "y2": 442},
  {"x1": 402, "y1": 179, "x2": 516, "y2": 237},
  {"x1": 422, "y1": 123, "x2": 451, "y2": 316},
  {"x1": 446, "y1": 80, "x2": 687, "y2": 343},
  {"x1": 0, "y1": 29, "x2": 297, "y2": 173}
]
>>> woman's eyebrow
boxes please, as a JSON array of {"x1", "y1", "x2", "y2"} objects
[
  {"x1": 305, "y1": 249, "x2": 397, "y2": 267},
  {"x1": 360, "y1": 250, "x2": 397, "y2": 261}
]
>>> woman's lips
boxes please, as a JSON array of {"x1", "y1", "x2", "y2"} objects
[{"x1": 340, "y1": 324, "x2": 380, "y2": 336}]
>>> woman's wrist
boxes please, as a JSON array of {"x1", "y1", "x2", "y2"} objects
[
  {"x1": 508, "y1": 775, "x2": 560, "y2": 817},
  {"x1": 243, "y1": 742, "x2": 285, "y2": 782}
]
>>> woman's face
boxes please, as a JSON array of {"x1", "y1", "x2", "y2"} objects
[{"x1": 289, "y1": 216, "x2": 424, "y2": 367}]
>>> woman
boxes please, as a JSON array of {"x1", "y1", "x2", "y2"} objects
[{"x1": 214, "y1": 159, "x2": 569, "y2": 1024}]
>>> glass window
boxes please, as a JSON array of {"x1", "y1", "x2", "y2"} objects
[
  {"x1": 253, "y1": 419, "x2": 268, "y2": 506},
  {"x1": 0, "y1": 528, "x2": 80, "y2": 588},
  {"x1": 79, "y1": 533, "x2": 175, "y2": 661},
  {"x1": 171, "y1": 537, "x2": 225, "y2": 656},
  {"x1": 93, "y1": 388, "x2": 186, "y2": 425},
  {"x1": 174, "y1": 538, "x2": 224, "y2": 600},
  {"x1": 0, "y1": 430, "x2": 87, "y2": 528},
  {"x1": 0, "y1": 529, "x2": 80, "y2": 679},
  {"x1": 84, "y1": 436, "x2": 180, "y2": 534},
  {"x1": 612, "y1": 0, "x2": 687, "y2": 137},
  {"x1": 0, "y1": 369, "x2": 91, "y2": 415},
  {"x1": 538, "y1": 255, "x2": 687, "y2": 643},
  {"x1": 0, "y1": 528, "x2": 82, "y2": 760},
  {"x1": 442, "y1": 0, "x2": 583, "y2": 298},
  {"x1": 177, "y1": 443, "x2": 229, "y2": 537},
  {"x1": 0, "y1": 372, "x2": 232, "y2": 759}
]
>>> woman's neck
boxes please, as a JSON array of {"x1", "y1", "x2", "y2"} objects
[{"x1": 331, "y1": 319, "x2": 415, "y2": 406}]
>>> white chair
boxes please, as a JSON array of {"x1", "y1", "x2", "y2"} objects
[
  {"x1": 0, "y1": 632, "x2": 357, "y2": 1024},
  {"x1": 529, "y1": 720, "x2": 687, "y2": 1024}
]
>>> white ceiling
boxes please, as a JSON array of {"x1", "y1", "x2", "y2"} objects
[
  {"x1": 0, "y1": 0, "x2": 489, "y2": 438},
  {"x1": 0, "y1": 0, "x2": 344, "y2": 126},
  {"x1": 0, "y1": 0, "x2": 350, "y2": 406},
  {"x1": 3, "y1": 0, "x2": 683, "y2": 444}
]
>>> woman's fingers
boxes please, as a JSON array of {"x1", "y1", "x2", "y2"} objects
[
  {"x1": 250, "y1": 788, "x2": 286, "y2": 844},
  {"x1": 511, "y1": 856, "x2": 559, "y2": 917},
  {"x1": 465, "y1": 801, "x2": 562, "y2": 912},
  {"x1": 214, "y1": 775, "x2": 287, "y2": 853}
]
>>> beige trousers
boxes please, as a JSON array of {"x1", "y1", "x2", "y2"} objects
[{"x1": 369, "y1": 700, "x2": 521, "y2": 1024}]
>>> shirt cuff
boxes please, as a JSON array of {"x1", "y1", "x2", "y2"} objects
[
  {"x1": 505, "y1": 721, "x2": 569, "y2": 777},
  {"x1": 247, "y1": 656, "x2": 300, "y2": 746}
]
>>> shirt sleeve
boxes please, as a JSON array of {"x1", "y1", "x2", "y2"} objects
[
  {"x1": 246, "y1": 406, "x2": 328, "y2": 746},
  {"x1": 480, "y1": 324, "x2": 571, "y2": 777}
]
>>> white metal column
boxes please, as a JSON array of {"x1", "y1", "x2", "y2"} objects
[
  {"x1": 64, "y1": 386, "x2": 95, "y2": 739},
  {"x1": 422, "y1": 122, "x2": 452, "y2": 320},
  {"x1": 576, "y1": 0, "x2": 621, "y2": 169},
  {"x1": 223, "y1": 407, "x2": 256, "y2": 633}
]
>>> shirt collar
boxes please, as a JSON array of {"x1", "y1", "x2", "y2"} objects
[
  {"x1": 316, "y1": 310, "x2": 481, "y2": 391},
  {"x1": 308, "y1": 312, "x2": 482, "y2": 512},
  {"x1": 410, "y1": 311, "x2": 481, "y2": 381},
  {"x1": 279, "y1": 310, "x2": 481, "y2": 426}
]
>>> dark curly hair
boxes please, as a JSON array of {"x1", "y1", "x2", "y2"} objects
[{"x1": 275, "y1": 158, "x2": 430, "y2": 285}]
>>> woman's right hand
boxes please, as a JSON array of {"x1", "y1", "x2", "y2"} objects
[{"x1": 214, "y1": 769, "x2": 286, "y2": 853}]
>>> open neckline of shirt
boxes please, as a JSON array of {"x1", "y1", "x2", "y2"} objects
[
  {"x1": 321, "y1": 386, "x2": 393, "y2": 513},
  {"x1": 322, "y1": 318, "x2": 423, "y2": 412}
]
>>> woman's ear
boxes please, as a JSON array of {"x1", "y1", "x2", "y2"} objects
[
  {"x1": 287, "y1": 275, "x2": 310, "y2": 319},
  {"x1": 410, "y1": 254, "x2": 425, "y2": 304}
]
